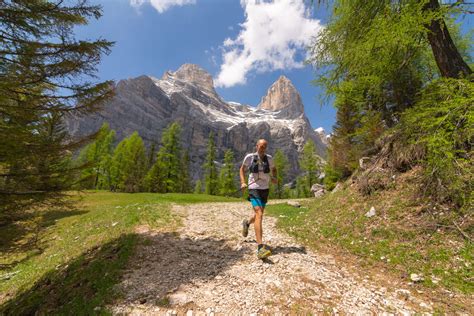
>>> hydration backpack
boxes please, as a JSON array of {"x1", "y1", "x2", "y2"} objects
[{"x1": 249, "y1": 154, "x2": 270, "y2": 174}]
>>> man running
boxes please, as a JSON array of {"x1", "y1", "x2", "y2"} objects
[{"x1": 240, "y1": 139, "x2": 277, "y2": 259}]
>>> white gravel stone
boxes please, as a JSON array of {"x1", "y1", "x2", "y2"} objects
[
  {"x1": 410, "y1": 273, "x2": 424, "y2": 282},
  {"x1": 365, "y1": 206, "x2": 376, "y2": 217}
]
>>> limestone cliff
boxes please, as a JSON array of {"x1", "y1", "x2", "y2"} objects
[{"x1": 65, "y1": 64, "x2": 326, "y2": 180}]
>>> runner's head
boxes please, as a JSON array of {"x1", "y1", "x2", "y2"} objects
[{"x1": 256, "y1": 139, "x2": 268, "y2": 156}]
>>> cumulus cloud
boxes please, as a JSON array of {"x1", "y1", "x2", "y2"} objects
[
  {"x1": 130, "y1": 0, "x2": 196, "y2": 13},
  {"x1": 215, "y1": 0, "x2": 323, "y2": 88}
]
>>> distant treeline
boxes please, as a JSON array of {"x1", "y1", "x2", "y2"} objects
[{"x1": 75, "y1": 122, "x2": 324, "y2": 198}]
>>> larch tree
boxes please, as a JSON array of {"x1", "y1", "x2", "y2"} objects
[
  {"x1": 145, "y1": 122, "x2": 182, "y2": 193},
  {"x1": 270, "y1": 149, "x2": 288, "y2": 199},
  {"x1": 299, "y1": 140, "x2": 322, "y2": 196},
  {"x1": 218, "y1": 149, "x2": 237, "y2": 197},
  {"x1": 180, "y1": 150, "x2": 192, "y2": 193},
  {"x1": 204, "y1": 131, "x2": 218, "y2": 195},
  {"x1": 110, "y1": 132, "x2": 147, "y2": 193},
  {"x1": 76, "y1": 123, "x2": 115, "y2": 189}
]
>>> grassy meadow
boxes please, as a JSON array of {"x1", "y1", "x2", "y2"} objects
[
  {"x1": 0, "y1": 191, "x2": 239, "y2": 314},
  {"x1": 265, "y1": 181, "x2": 473, "y2": 312}
]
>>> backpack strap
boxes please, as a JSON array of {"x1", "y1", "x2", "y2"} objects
[{"x1": 249, "y1": 154, "x2": 270, "y2": 173}]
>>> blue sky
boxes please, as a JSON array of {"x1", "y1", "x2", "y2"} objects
[
  {"x1": 75, "y1": 0, "x2": 473, "y2": 133},
  {"x1": 75, "y1": 0, "x2": 335, "y2": 131}
]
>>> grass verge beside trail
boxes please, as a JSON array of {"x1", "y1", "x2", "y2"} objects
[
  {"x1": 266, "y1": 183, "x2": 473, "y2": 305},
  {"x1": 0, "y1": 191, "x2": 239, "y2": 314}
]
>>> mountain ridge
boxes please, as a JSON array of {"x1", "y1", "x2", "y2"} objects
[{"x1": 65, "y1": 64, "x2": 326, "y2": 181}]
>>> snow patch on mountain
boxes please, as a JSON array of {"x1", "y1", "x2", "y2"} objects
[
  {"x1": 315, "y1": 127, "x2": 331, "y2": 145},
  {"x1": 150, "y1": 74, "x2": 306, "y2": 136}
]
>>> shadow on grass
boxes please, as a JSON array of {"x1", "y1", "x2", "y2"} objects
[
  {"x1": 0, "y1": 234, "x2": 136, "y2": 315},
  {"x1": 0, "y1": 209, "x2": 88, "y2": 257},
  {"x1": 0, "y1": 232, "x2": 245, "y2": 314}
]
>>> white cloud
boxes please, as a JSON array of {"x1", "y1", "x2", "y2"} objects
[
  {"x1": 130, "y1": 0, "x2": 196, "y2": 13},
  {"x1": 215, "y1": 0, "x2": 323, "y2": 88}
]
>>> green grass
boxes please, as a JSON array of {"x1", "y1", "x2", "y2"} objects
[
  {"x1": 0, "y1": 191, "x2": 239, "y2": 314},
  {"x1": 266, "y1": 186, "x2": 473, "y2": 297}
]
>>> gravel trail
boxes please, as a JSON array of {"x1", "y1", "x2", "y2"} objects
[{"x1": 111, "y1": 202, "x2": 431, "y2": 315}]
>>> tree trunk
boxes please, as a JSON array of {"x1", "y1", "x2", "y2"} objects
[{"x1": 423, "y1": 0, "x2": 472, "y2": 78}]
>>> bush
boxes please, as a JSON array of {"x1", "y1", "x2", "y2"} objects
[
  {"x1": 397, "y1": 78, "x2": 473, "y2": 208},
  {"x1": 323, "y1": 164, "x2": 344, "y2": 191}
]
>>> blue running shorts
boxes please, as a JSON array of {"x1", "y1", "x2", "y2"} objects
[{"x1": 248, "y1": 189, "x2": 269, "y2": 208}]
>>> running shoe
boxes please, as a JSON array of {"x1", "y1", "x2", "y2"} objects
[
  {"x1": 242, "y1": 219, "x2": 250, "y2": 237},
  {"x1": 257, "y1": 245, "x2": 272, "y2": 259}
]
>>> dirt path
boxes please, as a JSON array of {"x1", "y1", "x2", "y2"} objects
[{"x1": 111, "y1": 202, "x2": 433, "y2": 315}]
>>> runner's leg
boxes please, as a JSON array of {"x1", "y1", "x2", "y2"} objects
[
  {"x1": 248, "y1": 213, "x2": 255, "y2": 224},
  {"x1": 253, "y1": 206, "x2": 263, "y2": 245}
]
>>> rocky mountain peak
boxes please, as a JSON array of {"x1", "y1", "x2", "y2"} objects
[
  {"x1": 315, "y1": 127, "x2": 330, "y2": 145},
  {"x1": 257, "y1": 75, "x2": 304, "y2": 118},
  {"x1": 167, "y1": 63, "x2": 216, "y2": 94},
  {"x1": 66, "y1": 64, "x2": 327, "y2": 182}
]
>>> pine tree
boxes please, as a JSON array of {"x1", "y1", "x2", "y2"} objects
[
  {"x1": 218, "y1": 149, "x2": 237, "y2": 196},
  {"x1": 0, "y1": 1, "x2": 114, "y2": 218},
  {"x1": 110, "y1": 139, "x2": 127, "y2": 192},
  {"x1": 194, "y1": 180, "x2": 203, "y2": 194},
  {"x1": 326, "y1": 96, "x2": 361, "y2": 180},
  {"x1": 299, "y1": 140, "x2": 322, "y2": 197},
  {"x1": 180, "y1": 150, "x2": 192, "y2": 193},
  {"x1": 145, "y1": 122, "x2": 182, "y2": 193},
  {"x1": 270, "y1": 149, "x2": 288, "y2": 199},
  {"x1": 204, "y1": 132, "x2": 218, "y2": 195},
  {"x1": 311, "y1": 0, "x2": 472, "y2": 207},
  {"x1": 76, "y1": 123, "x2": 116, "y2": 189},
  {"x1": 143, "y1": 163, "x2": 161, "y2": 193},
  {"x1": 147, "y1": 142, "x2": 156, "y2": 171},
  {"x1": 110, "y1": 132, "x2": 147, "y2": 192},
  {"x1": 123, "y1": 133, "x2": 147, "y2": 193},
  {"x1": 96, "y1": 128, "x2": 116, "y2": 190},
  {"x1": 296, "y1": 176, "x2": 308, "y2": 198}
]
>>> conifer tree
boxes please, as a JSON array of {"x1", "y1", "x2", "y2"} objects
[
  {"x1": 0, "y1": 1, "x2": 113, "y2": 218},
  {"x1": 110, "y1": 132, "x2": 146, "y2": 192},
  {"x1": 310, "y1": 0, "x2": 472, "y2": 187},
  {"x1": 218, "y1": 149, "x2": 237, "y2": 196},
  {"x1": 110, "y1": 139, "x2": 126, "y2": 192},
  {"x1": 299, "y1": 140, "x2": 322, "y2": 197},
  {"x1": 296, "y1": 176, "x2": 308, "y2": 198},
  {"x1": 270, "y1": 149, "x2": 288, "y2": 199},
  {"x1": 204, "y1": 132, "x2": 218, "y2": 195},
  {"x1": 194, "y1": 180, "x2": 203, "y2": 194},
  {"x1": 123, "y1": 133, "x2": 147, "y2": 192},
  {"x1": 96, "y1": 127, "x2": 116, "y2": 190},
  {"x1": 147, "y1": 142, "x2": 156, "y2": 171},
  {"x1": 325, "y1": 97, "x2": 360, "y2": 182},
  {"x1": 143, "y1": 162, "x2": 160, "y2": 193},
  {"x1": 145, "y1": 122, "x2": 182, "y2": 193},
  {"x1": 180, "y1": 150, "x2": 192, "y2": 193},
  {"x1": 76, "y1": 123, "x2": 115, "y2": 189}
]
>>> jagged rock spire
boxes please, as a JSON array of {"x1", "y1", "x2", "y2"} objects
[{"x1": 257, "y1": 75, "x2": 304, "y2": 118}]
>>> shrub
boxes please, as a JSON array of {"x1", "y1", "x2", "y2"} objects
[{"x1": 397, "y1": 78, "x2": 473, "y2": 208}]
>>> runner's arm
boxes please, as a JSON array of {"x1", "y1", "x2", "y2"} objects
[{"x1": 240, "y1": 165, "x2": 247, "y2": 188}]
